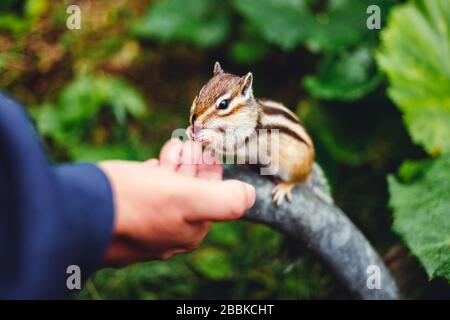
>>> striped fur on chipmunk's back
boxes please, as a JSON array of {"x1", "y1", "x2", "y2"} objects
[{"x1": 187, "y1": 62, "x2": 315, "y2": 206}]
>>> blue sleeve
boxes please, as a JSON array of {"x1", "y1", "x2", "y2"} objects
[{"x1": 0, "y1": 93, "x2": 115, "y2": 299}]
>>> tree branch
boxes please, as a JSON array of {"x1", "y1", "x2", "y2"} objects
[{"x1": 223, "y1": 164, "x2": 400, "y2": 300}]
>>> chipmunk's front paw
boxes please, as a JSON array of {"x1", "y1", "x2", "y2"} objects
[{"x1": 271, "y1": 182, "x2": 296, "y2": 207}]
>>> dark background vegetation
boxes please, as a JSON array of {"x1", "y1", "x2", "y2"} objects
[{"x1": 0, "y1": 0, "x2": 449, "y2": 299}]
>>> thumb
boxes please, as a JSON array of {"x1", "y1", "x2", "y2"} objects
[{"x1": 183, "y1": 178, "x2": 256, "y2": 222}]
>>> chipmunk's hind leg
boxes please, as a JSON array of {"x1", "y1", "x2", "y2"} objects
[{"x1": 272, "y1": 182, "x2": 296, "y2": 207}]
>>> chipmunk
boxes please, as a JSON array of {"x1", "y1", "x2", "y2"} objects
[{"x1": 187, "y1": 62, "x2": 314, "y2": 206}]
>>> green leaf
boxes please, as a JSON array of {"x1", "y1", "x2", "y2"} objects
[
  {"x1": 306, "y1": 0, "x2": 391, "y2": 52},
  {"x1": 230, "y1": 40, "x2": 269, "y2": 64},
  {"x1": 377, "y1": 0, "x2": 450, "y2": 154},
  {"x1": 207, "y1": 222, "x2": 241, "y2": 247},
  {"x1": 68, "y1": 137, "x2": 155, "y2": 162},
  {"x1": 34, "y1": 74, "x2": 148, "y2": 148},
  {"x1": 0, "y1": 14, "x2": 28, "y2": 34},
  {"x1": 389, "y1": 155, "x2": 450, "y2": 280},
  {"x1": 397, "y1": 158, "x2": 433, "y2": 183},
  {"x1": 233, "y1": 0, "x2": 394, "y2": 52},
  {"x1": 95, "y1": 77, "x2": 147, "y2": 125},
  {"x1": 33, "y1": 103, "x2": 60, "y2": 137},
  {"x1": 70, "y1": 144, "x2": 134, "y2": 162},
  {"x1": 25, "y1": 0, "x2": 48, "y2": 18},
  {"x1": 132, "y1": 0, "x2": 230, "y2": 47},
  {"x1": 57, "y1": 74, "x2": 146, "y2": 123},
  {"x1": 57, "y1": 75, "x2": 104, "y2": 125},
  {"x1": 232, "y1": 0, "x2": 316, "y2": 50},
  {"x1": 304, "y1": 46, "x2": 382, "y2": 101},
  {"x1": 189, "y1": 247, "x2": 233, "y2": 280}
]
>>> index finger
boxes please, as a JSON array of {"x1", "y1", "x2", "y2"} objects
[{"x1": 159, "y1": 139, "x2": 183, "y2": 170}]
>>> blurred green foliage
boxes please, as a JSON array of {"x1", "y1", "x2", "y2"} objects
[
  {"x1": 1, "y1": 0, "x2": 449, "y2": 298},
  {"x1": 304, "y1": 46, "x2": 383, "y2": 101},
  {"x1": 33, "y1": 74, "x2": 151, "y2": 161},
  {"x1": 78, "y1": 222, "x2": 336, "y2": 299},
  {"x1": 132, "y1": 0, "x2": 230, "y2": 47}
]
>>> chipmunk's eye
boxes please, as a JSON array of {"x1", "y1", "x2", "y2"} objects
[{"x1": 217, "y1": 99, "x2": 230, "y2": 110}]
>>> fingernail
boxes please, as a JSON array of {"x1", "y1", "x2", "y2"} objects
[
  {"x1": 146, "y1": 158, "x2": 159, "y2": 166},
  {"x1": 244, "y1": 183, "x2": 256, "y2": 208}
]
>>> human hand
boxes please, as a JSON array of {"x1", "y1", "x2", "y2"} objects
[{"x1": 99, "y1": 139, "x2": 255, "y2": 267}]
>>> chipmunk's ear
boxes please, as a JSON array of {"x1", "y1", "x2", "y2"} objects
[
  {"x1": 213, "y1": 61, "x2": 223, "y2": 75},
  {"x1": 239, "y1": 72, "x2": 253, "y2": 98}
]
